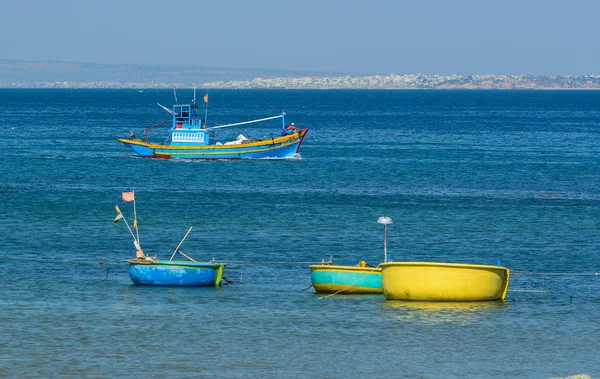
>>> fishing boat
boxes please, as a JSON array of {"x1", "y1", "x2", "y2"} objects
[
  {"x1": 380, "y1": 262, "x2": 511, "y2": 301},
  {"x1": 114, "y1": 190, "x2": 225, "y2": 287},
  {"x1": 309, "y1": 217, "x2": 392, "y2": 294},
  {"x1": 118, "y1": 89, "x2": 308, "y2": 159}
]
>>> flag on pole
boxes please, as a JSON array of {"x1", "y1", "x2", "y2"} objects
[
  {"x1": 114, "y1": 204, "x2": 124, "y2": 223},
  {"x1": 133, "y1": 219, "x2": 137, "y2": 229},
  {"x1": 203, "y1": 94, "x2": 208, "y2": 103},
  {"x1": 122, "y1": 191, "x2": 135, "y2": 202}
]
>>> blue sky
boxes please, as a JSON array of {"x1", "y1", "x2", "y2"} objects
[{"x1": 1, "y1": 0, "x2": 599, "y2": 75}]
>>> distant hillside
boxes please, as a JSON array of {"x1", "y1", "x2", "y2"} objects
[{"x1": 0, "y1": 59, "x2": 338, "y2": 87}]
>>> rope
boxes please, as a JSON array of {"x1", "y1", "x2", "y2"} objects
[
  {"x1": 0, "y1": 256, "x2": 321, "y2": 266},
  {"x1": 223, "y1": 277, "x2": 246, "y2": 284},
  {"x1": 207, "y1": 114, "x2": 283, "y2": 130},
  {"x1": 511, "y1": 271, "x2": 599, "y2": 276},
  {"x1": 98, "y1": 260, "x2": 110, "y2": 281},
  {"x1": 509, "y1": 270, "x2": 598, "y2": 295},
  {"x1": 0, "y1": 255, "x2": 129, "y2": 265},
  {"x1": 509, "y1": 289, "x2": 548, "y2": 293},
  {"x1": 215, "y1": 260, "x2": 322, "y2": 265},
  {"x1": 319, "y1": 265, "x2": 381, "y2": 300}
]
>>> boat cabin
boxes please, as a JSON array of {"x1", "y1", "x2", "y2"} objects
[{"x1": 170, "y1": 104, "x2": 215, "y2": 146}]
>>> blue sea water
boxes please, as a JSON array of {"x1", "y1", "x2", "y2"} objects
[{"x1": 0, "y1": 89, "x2": 599, "y2": 378}]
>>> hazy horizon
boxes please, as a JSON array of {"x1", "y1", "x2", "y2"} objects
[{"x1": 2, "y1": 0, "x2": 600, "y2": 76}]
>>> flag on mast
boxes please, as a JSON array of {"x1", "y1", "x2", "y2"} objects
[
  {"x1": 203, "y1": 93, "x2": 208, "y2": 103},
  {"x1": 114, "y1": 205, "x2": 124, "y2": 223},
  {"x1": 122, "y1": 191, "x2": 135, "y2": 202}
]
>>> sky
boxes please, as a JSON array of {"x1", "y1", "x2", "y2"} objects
[{"x1": 1, "y1": 0, "x2": 599, "y2": 76}]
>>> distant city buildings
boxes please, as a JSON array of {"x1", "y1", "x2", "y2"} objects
[
  {"x1": 2, "y1": 74, "x2": 600, "y2": 89},
  {"x1": 203, "y1": 74, "x2": 600, "y2": 90}
]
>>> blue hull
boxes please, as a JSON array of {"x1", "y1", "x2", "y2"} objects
[
  {"x1": 118, "y1": 129, "x2": 307, "y2": 160},
  {"x1": 128, "y1": 260, "x2": 225, "y2": 287},
  {"x1": 309, "y1": 265, "x2": 383, "y2": 294}
]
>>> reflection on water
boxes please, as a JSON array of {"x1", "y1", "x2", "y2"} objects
[{"x1": 382, "y1": 300, "x2": 508, "y2": 324}]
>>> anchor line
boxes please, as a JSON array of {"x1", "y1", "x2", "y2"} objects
[
  {"x1": 223, "y1": 277, "x2": 246, "y2": 285},
  {"x1": 319, "y1": 265, "x2": 381, "y2": 300},
  {"x1": 509, "y1": 270, "x2": 598, "y2": 295},
  {"x1": 0, "y1": 255, "x2": 127, "y2": 282},
  {"x1": 99, "y1": 263, "x2": 110, "y2": 281},
  {"x1": 1, "y1": 256, "x2": 323, "y2": 271},
  {"x1": 214, "y1": 260, "x2": 323, "y2": 265},
  {"x1": 0, "y1": 255, "x2": 129, "y2": 265},
  {"x1": 511, "y1": 271, "x2": 599, "y2": 276}
]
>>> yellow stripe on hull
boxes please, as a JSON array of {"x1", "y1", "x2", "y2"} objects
[
  {"x1": 117, "y1": 131, "x2": 303, "y2": 151},
  {"x1": 381, "y1": 262, "x2": 510, "y2": 301},
  {"x1": 154, "y1": 139, "x2": 300, "y2": 156},
  {"x1": 312, "y1": 283, "x2": 383, "y2": 294}
]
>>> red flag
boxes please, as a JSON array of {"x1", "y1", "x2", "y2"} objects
[
  {"x1": 203, "y1": 94, "x2": 208, "y2": 103},
  {"x1": 122, "y1": 191, "x2": 135, "y2": 202}
]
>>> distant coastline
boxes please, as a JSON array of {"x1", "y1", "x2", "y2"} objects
[
  {"x1": 1, "y1": 60, "x2": 599, "y2": 90},
  {"x1": 2, "y1": 74, "x2": 600, "y2": 90},
  {"x1": 202, "y1": 74, "x2": 600, "y2": 90}
]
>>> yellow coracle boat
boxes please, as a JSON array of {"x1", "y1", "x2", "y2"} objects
[{"x1": 381, "y1": 262, "x2": 510, "y2": 301}]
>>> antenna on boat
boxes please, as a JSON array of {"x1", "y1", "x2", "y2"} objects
[
  {"x1": 193, "y1": 86, "x2": 196, "y2": 104},
  {"x1": 173, "y1": 87, "x2": 178, "y2": 104},
  {"x1": 377, "y1": 216, "x2": 393, "y2": 262}
]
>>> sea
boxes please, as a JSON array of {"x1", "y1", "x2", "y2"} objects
[{"x1": 0, "y1": 89, "x2": 599, "y2": 379}]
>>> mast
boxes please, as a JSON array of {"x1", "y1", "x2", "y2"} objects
[
  {"x1": 203, "y1": 90, "x2": 209, "y2": 127},
  {"x1": 192, "y1": 86, "x2": 197, "y2": 118},
  {"x1": 133, "y1": 190, "x2": 140, "y2": 249}
]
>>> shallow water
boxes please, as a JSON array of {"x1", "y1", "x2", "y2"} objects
[{"x1": 0, "y1": 89, "x2": 598, "y2": 378}]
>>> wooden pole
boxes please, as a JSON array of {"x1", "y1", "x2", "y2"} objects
[
  {"x1": 170, "y1": 227, "x2": 193, "y2": 261},
  {"x1": 176, "y1": 250, "x2": 196, "y2": 263},
  {"x1": 133, "y1": 190, "x2": 140, "y2": 248}
]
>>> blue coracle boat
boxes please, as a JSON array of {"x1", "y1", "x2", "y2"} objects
[
  {"x1": 128, "y1": 259, "x2": 224, "y2": 287},
  {"x1": 118, "y1": 90, "x2": 308, "y2": 159},
  {"x1": 309, "y1": 264, "x2": 382, "y2": 294},
  {"x1": 115, "y1": 191, "x2": 225, "y2": 287},
  {"x1": 308, "y1": 217, "x2": 393, "y2": 294}
]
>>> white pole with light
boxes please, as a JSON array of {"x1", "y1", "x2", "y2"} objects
[{"x1": 377, "y1": 216, "x2": 393, "y2": 262}]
